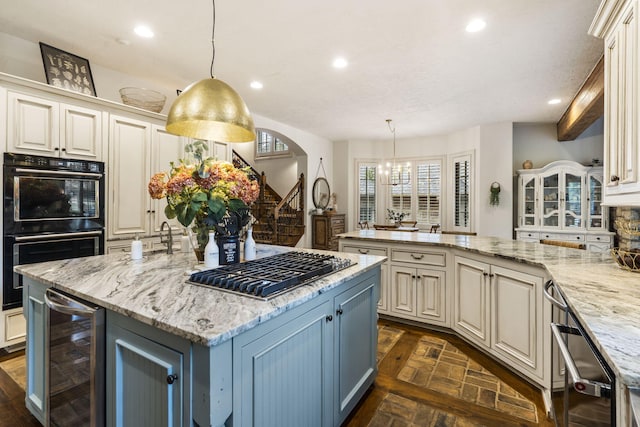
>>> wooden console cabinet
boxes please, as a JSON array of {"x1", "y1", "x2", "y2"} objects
[{"x1": 312, "y1": 213, "x2": 345, "y2": 251}]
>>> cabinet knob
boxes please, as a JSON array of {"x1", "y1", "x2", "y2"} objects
[
  {"x1": 489, "y1": 273, "x2": 495, "y2": 278},
  {"x1": 61, "y1": 148, "x2": 66, "y2": 152},
  {"x1": 336, "y1": 308, "x2": 343, "y2": 315},
  {"x1": 54, "y1": 147, "x2": 60, "y2": 151},
  {"x1": 325, "y1": 315, "x2": 333, "y2": 322},
  {"x1": 166, "y1": 373, "x2": 178, "y2": 384},
  {"x1": 483, "y1": 272, "x2": 488, "y2": 277},
  {"x1": 611, "y1": 175, "x2": 620, "y2": 182}
]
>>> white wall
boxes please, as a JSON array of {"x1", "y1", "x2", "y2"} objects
[
  {"x1": 477, "y1": 123, "x2": 513, "y2": 239},
  {"x1": 513, "y1": 119, "x2": 604, "y2": 171},
  {"x1": 0, "y1": 32, "x2": 177, "y2": 114}
]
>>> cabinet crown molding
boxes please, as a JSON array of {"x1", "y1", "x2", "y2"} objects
[{"x1": 589, "y1": 0, "x2": 633, "y2": 38}]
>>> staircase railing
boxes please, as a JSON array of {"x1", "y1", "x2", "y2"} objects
[
  {"x1": 274, "y1": 173, "x2": 305, "y2": 246},
  {"x1": 232, "y1": 150, "x2": 281, "y2": 204},
  {"x1": 232, "y1": 150, "x2": 305, "y2": 247}
]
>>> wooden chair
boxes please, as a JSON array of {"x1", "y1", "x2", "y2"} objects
[
  {"x1": 540, "y1": 239, "x2": 586, "y2": 250},
  {"x1": 429, "y1": 224, "x2": 440, "y2": 233},
  {"x1": 358, "y1": 221, "x2": 369, "y2": 230}
]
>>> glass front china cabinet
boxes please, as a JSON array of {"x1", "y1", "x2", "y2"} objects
[{"x1": 516, "y1": 160, "x2": 613, "y2": 252}]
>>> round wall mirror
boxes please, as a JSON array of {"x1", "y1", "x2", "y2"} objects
[{"x1": 312, "y1": 177, "x2": 331, "y2": 209}]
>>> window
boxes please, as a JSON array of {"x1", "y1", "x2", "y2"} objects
[
  {"x1": 452, "y1": 152, "x2": 473, "y2": 231},
  {"x1": 389, "y1": 166, "x2": 412, "y2": 219},
  {"x1": 416, "y1": 161, "x2": 441, "y2": 226},
  {"x1": 384, "y1": 158, "x2": 443, "y2": 228},
  {"x1": 255, "y1": 129, "x2": 290, "y2": 158},
  {"x1": 357, "y1": 162, "x2": 377, "y2": 224}
]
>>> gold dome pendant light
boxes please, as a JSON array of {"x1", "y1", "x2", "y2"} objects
[{"x1": 166, "y1": 0, "x2": 255, "y2": 142}]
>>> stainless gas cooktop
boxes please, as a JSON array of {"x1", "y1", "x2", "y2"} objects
[{"x1": 187, "y1": 251, "x2": 354, "y2": 300}]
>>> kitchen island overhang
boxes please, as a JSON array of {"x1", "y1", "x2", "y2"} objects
[{"x1": 18, "y1": 247, "x2": 385, "y2": 427}]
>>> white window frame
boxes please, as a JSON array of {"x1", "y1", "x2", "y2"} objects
[
  {"x1": 449, "y1": 150, "x2": 474, "y2": 233},
  {"x1": 255, "y1": 128, "x2": 292, "y2": 159},
  {"x1": 354, "y1": 159, "x2": 380, "y2": 228}
]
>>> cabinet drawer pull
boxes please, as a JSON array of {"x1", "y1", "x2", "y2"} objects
[
  {"x1": 410, "y1": 254, "x2": 424, "y2": 260},
  {"x1": 611, "y1": 175, "x2": 620, "y2": 182},
  {"x1": 166, "y1": 374, "x2": 178, "y2": 384},
  {"x1": 326, "y1": 315, "x2": 333, "y2": 322},
  {"x1": 358, "y1": 249, "x2": 369, "y2": 254}
]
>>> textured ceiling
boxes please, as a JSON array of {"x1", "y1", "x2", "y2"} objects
[{"x1": 0, "y1": 0, "x2": 604, "y2": 141}]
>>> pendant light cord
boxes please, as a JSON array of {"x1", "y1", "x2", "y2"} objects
[
  {"x1": 387, "y1": 119, "x2": 397, "y2": 161},
  {"x1": 210, "y1": 0, "x2": 216, "y2": 78}
]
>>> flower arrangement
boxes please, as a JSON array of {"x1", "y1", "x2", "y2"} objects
[
  {"x1": 386, "y1": 208, "x2": 406, "y2": 224},
  {"x1": 148, "y1": 140, "x2": 259, "y2": 252}
]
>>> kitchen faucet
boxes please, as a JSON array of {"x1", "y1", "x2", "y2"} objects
[{"x1": 160, "y1": 221, "x2": 173, "y2": 254}]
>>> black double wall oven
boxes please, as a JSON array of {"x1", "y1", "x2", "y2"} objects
[{"x1": 3, "y1": 153, "x2": 105, "y2": 310}]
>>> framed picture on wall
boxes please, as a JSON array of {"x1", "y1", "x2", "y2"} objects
[{"x1": 39, "y1": 42, "x2": 97, "y2": 96}]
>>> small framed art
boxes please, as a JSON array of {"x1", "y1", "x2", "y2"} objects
[{"x1": 39, "y1": 42, "x2": 97, "y2": 96}]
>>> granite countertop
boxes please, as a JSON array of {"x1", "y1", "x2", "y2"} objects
[
  {"x1": 15, "y1": 245, "x2": 385, "y2": 348},
  {"x1": 340, "y1": 230, "x2": 640, "y2": 389}
]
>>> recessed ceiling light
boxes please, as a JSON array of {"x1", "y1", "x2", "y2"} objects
[
  {"x1": 134, "y1": 25, "x2": 154, "y2": 38},
  {"x1": 548, "y1": 98, "x2": 562, "y2": 105},
  {"x1": 466, "y1": 18, "x2": 486, "y2": 33},
  {"x1": 250, "y1": 81, "x2": 263, "y2": 90},
  {"x1": 332, "y1": 57, "x2": 348, "y2": 69}
]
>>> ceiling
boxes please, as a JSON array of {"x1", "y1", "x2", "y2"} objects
[{"x1": 0, "y1": 0, "x2": 604, "y2": 142}]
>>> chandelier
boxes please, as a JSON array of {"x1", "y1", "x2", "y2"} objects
[{"x1": 379, "y1": 119, "x2": 410, "y2": 186}]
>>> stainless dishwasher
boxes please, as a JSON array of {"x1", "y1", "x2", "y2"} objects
[{"x1": 45, "y1": 288, "x2": 105, "y2": 427}]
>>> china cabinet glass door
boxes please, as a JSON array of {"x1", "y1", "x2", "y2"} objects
[
  {"x1": 521, "y1": 176, "x2": 537, "y2": 226},
  {"x1": 542, "y1": 173, "x2": 560, "y2": 227},
  {"x1": 563, "y1": 173, "x2": 583, "y2": 228},
  {"x1": 588, "y1": 174, "x2": 604, "y2": 229}
]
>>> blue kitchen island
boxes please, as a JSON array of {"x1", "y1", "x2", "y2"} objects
[{"x1": 16, "y1": 247, "x2": 384, "y2": 427}]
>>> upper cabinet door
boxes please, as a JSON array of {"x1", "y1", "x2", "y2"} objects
[
  {"x1": 587, "y1": 173, "x2": 606, "y2": 230},
  {"x1": 519, "y1": 174, "x2": 537, "y2": 227},
  {"x1": 541, "y1": 172, "x2": 560, "y2": 228},
  {"x1": 7, "y1": 91, "x2": 60, "y2": 156},
  {"x1": 150, "y1": 125, "x2": 186, "y2": 234},
  {"x1": 562, "y1": 172, "x2": 583, "y2": 229},
  {"x1": 594, "y1": 0, "x2": 640, "y2": 205},
  {"x1": 60, "y1": 103, "x2": 103, "y2": 161},
  {"x1": 108, "y1": 114, "x2": 152, "y2": 239}
]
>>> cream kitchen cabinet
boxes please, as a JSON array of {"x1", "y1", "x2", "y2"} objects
[
  {"x1": 339, "y1": 242, "x2": 389, "y2": 313},
  {"x1": 453, "y1": 254, "x2": 546, "y2": 383},
  {"x1": 591, "y1": 0, "x2": 640, "y2": 205},
  {"x1": 388, "y1": 247, "x2": 448, "y2": 327},
  {"x1": 108, "y1": 115, "x2": 186, "y2": 240},
  {"x1": 6, "y1": 90, "x2": 103, "y2": 160},
  {"x1": 516, "y1": 160, "x2": 613, "y2": 252}
]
